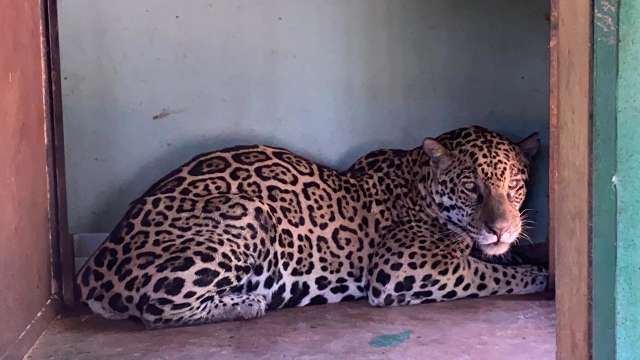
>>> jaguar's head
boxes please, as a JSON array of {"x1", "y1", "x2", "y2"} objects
[{"x1": 422, "y1": 126, "x2": 539, "y2": 256}]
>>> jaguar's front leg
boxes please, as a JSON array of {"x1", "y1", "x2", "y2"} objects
[{"x1": 368, "y1": 255, "x2": 548, "y2": 307}]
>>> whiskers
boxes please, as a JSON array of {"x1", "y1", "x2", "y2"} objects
[
  {"x1": 432, "y1": 229, "x2": 454, "y2": 240},
  {"x1": 517, "y1": 208, "x2": 537, "y2": 245},
  {"x1": 515, "y1": 231, "x2": 534, "y2": 246},
  {"x1": 520, "y1": 208, "x2": 537, "y2": 221}
]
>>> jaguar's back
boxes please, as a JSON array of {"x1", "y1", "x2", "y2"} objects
[{"x1": 78, "y1": 144, "x2": 380, "y2": 328}]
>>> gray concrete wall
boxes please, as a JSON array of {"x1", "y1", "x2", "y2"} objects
[{"x1": 59, "y1": 0, "x2": 549, "y2": 242}]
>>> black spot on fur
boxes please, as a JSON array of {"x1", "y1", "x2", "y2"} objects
[
  {"x1": 214, "y1": 276, "x2": 233, "y2": 289},
  {"x1": 171, "y1": 303, "x2": 191, "y2": 311},
  {"x1": 314, "y1": 276, "x2": 331, "y2": 291},
  {"x1": 394, "y1": 282, "x2": 405, "y2": 293},
  {"x1": 81, "y1": 267, "x2": 91, "y2": 287},
  {"x1": 108, "y1": 294, "x2": 129, "y2": 313},
  {"x1": 172, "y1": 257, "x2": 195, "y2": 272},
  {"x1": 218, "y1": 262, "x2": 232, "y2": 272},
  {"x1": 100, "y1": 280, "x2": 114, "y2": 293},
  {"x1": 188, "y1": 155, "x2": 231, "y2": 176},
  {"x1": 268, "y1": 283, "x2": 287, "y2": 310},
  {"x1": 164, "y1": 278, "x2": 185, "y2": 296},
  {"x1": 193, "y1": 251, "x2": 215, "y2": 263},
  {"x1": 443, "y1": 290, "x2": 458, "y2": 299},
  {"x1": 253, "y1": 263, "x2": 264, "y2": 276},
  {"x1": 284, "y1": 281, "x2": 311, "y2": 308},
  {"x1": 93, "y1": 247, "x2": 109, "y2": 268},
  {"x1": 153, "y1": 277, "x2": 169, "y2": 293},
  {"x1": 383, "y1": 294, "x2": 394, "y2": 306},
  {"x1": 146, "y1": 303, "x2": 164, "y2": 316},
  {"x1": 375, "y1": 270, "x2": 391, "y2": 286},
  {"x1": 136, "y1": 294, "x2": 150, "y2": 313},
  {"x1": 92, "y1": 270, "x2": 105, "y2": 282},
  {"x1": 264, "y1": 275, "x2": 275, "y2": 289},
  {"x1": 193, "y1": 268, "x2": 220, "y2": 287},
  {"x1": 330, "y1": 285, "x2": 349, "y2": 294},
  {"x1": 124, "y1": 276, "x2": 139, "y2": 292},
  {"x1": 309, "y1": 295, "x2": 328, "y2": 305},
  {"x1": 86, "y1": 287, "x2": 97, "y2": 300},
  {"x1": 371, "y1": 286, "x2": 382, "y2": 298},
  {"x1": 413, "y1": 290, "x2": 433, "y2": 298}
]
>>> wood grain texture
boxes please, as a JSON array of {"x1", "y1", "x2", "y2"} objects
[
  {"x1": 554, "y1": 0, "x2": 592, "y2": 358},
  {"x1": 42, "y1": 0, "x2": 75, "y2": 307},
  {"x1": 0, "y1": 0, "x2": 55, "y2": 355}
]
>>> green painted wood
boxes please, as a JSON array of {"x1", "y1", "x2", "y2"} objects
[
  {"x1": 616, "y1": 1, "x2": 640, "y2": 358},
  {"x1": 592, "y1": 0, "x2": 619, "y2": 358}
]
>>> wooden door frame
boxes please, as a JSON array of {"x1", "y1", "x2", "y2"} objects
[
  {"x1": 549, "y1": 0, "x2": 592, "y2": 359},
  {"x1": 44, "y1": 0, "x2": 611, "y2": 357},
  {"x1": 552, "y1": 0, "x2": 619, "y2": 359},
  {"x1": 551, "y1": 1, "x2": 592, "y2": 357},
  {"x1": 43, "y1": 0, "x2": 75, "y2": 307}
]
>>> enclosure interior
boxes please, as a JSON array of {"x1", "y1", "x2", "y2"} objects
[
  {"x1": 62, "y1": 0, "x2": 550, "y2": 268},
  {"x1": 35, "y1": 0, "x2": 553, "y2": 358}
]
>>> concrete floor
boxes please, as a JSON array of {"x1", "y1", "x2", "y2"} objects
[{"x1": 26, "y1": 296, "x2": 555, "y2": 360}]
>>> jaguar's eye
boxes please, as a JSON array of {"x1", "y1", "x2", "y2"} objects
[
  {"x1": 508, "y1": 179, "x2": 520, "y2": 190},
  {"x1": 463, "y1": 182, "x2": 479, "y2": 194}
]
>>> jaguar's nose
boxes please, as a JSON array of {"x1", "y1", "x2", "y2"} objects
[{"x1": 484, "y1": 220, "x2": 510, "y2": 241}]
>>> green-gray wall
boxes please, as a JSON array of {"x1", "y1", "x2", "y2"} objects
[
  {"x1": 616, "y1": 0, "x2": 640, "y2": 358},
  {"x1": 59, "y1": 0, "x2": 549, "y2": 241},
  {"x1": 592, "y1": 0, "x2": 618, "y2": 358}
]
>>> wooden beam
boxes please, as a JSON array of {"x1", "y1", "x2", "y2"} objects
[
  {"x1": 42, "y1": 0, "x2": 75, "y2": 306},
  {"x1": 554, "y1": 0, "x2": 592, "y2": 358}
]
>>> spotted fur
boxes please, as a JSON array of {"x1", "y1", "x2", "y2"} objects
[{"x1": 77, "y1": 126, "x2": 547, "y2": 328}]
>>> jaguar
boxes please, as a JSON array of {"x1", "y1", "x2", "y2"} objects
[{"x1": 77, "y1": 125, "x2": 547, "y2": 329}]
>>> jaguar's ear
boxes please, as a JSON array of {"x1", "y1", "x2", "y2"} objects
[
  {"x1": 423, "y1": 138, "x2": 452, "y2": 169},
  {"x1": 517, "y1": 132, "x2": 540, "y2": 163}
]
